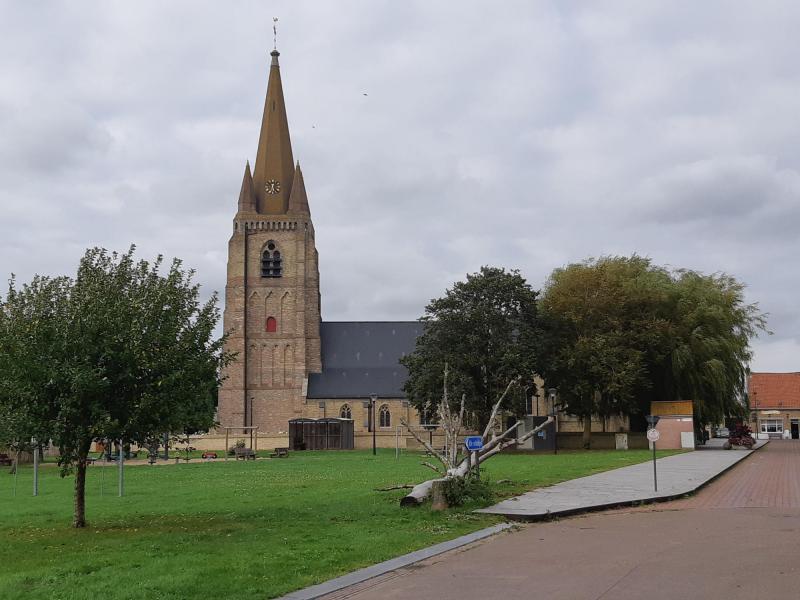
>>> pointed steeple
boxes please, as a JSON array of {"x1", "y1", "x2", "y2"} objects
[
  {"x1": 287, "y1": 161, "x2": 310, "y2": 216},
  {"x1": 238, "y1": 161, "x2": 256, "y2": 213},
  {"x1": 252, "y1": 49, "x2": 295, "y2": 214}
]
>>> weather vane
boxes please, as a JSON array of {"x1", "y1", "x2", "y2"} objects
[{"x1": 273, "y1": 17, "x2": 278, "y2": 50}]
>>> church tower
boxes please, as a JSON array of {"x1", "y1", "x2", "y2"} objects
[{"x1": 218, "y1": 48, "x2": 322, "y2": 435}]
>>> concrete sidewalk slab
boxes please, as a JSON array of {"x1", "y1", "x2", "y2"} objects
[{"x1": 477, "y1": 442, "x2": 767, "y2": 520}]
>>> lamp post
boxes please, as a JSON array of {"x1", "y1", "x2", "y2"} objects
[
  {"x1": 370, "y1": 394, "x2": 377, "y2": 456},
  {"x1": 548, "y1": 388, "x2": 558, "y2": 455},
  {"x1": 364, "y1": 394, "x2": 377, "y2": 456}
]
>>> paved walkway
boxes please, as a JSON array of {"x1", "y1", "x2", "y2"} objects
[
  {"x1": 319, "y1": 440, "x2": 800, "y2": 600},
  {"x1": 477, "y1": 441, "x2": 766, "y2": 519}
]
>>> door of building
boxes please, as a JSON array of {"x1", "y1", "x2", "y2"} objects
[{"x1": 791, "y1": 421, "x2": 799, "y2": 440}]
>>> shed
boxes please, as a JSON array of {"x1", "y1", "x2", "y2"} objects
[{"x1": 289, "y1": 418, "x2": 355, "y2": 451}]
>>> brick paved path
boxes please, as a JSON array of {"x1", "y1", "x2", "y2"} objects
[
  {"x1": 320, "y1": 441, "x2": 800, "y2": 600},
  {"x1": 665, "y1": 439, "x2": 800, "y2": 509}
]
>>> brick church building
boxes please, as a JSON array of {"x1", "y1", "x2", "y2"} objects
[{"x1": 216, "y1": 48, "x2": 425, "y2": 441}]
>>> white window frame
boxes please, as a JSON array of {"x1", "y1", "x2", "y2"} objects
[{"x1": 760, "y1": 419, "x2": 783, "y2": 433}]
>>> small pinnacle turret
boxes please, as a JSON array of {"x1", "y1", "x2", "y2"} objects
[
  {"x1": 238, "y1": 161, "x2": 256, "y2": 213},
  {"x1": 287, "y1": 161, "x2": 310, "y2": 216}
]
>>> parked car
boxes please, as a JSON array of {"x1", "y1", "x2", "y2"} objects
[{"x1": 715, "y1": 427, "x2": 730, "y2": 438}]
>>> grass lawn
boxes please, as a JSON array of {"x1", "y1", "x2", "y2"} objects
[{"x1": 0, "y1": 448, "x2": 676, "y2": 599}]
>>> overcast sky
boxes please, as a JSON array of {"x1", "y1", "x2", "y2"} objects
[{"x1": 1, "y1": 1, "x2": 797, "y2": 371}]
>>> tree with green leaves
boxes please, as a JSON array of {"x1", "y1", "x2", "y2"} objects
[
  {"x1": 0, "y1": 247, "x2": 232, "y2": 527},
  {"x1": 538, "y1": 256, "x2": 672, "y2": 447},
  {"x1": 539, "y1": 256, "x2": 767, "y2": 447},
  {"x1": 652, "y1": 270, "x2": 767, "y2": 427},
  {"x1": 401, "y1": 266, "x2": 539, "y2": 431}
]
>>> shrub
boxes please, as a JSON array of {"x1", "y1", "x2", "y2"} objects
[
  {"x1": 441, "y1": 474, "x2": 494, "y2": 507},
  {"x1": 228, "y1": 439, "x2": 246, "y2": 455},
  {"x1": 729, "y1": 424, "x2": 755, "y2": 449}
]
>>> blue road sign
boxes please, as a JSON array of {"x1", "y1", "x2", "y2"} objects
[{"x1": 464, "y1": 436, "x2": 484, "y2": 451}]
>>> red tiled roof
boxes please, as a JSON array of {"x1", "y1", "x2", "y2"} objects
[{"x1": 749, "y1": 372, "x2": 800, "y2": 410}]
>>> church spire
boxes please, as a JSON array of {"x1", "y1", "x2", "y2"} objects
[{"x1": 252, "y1": 48, "x2": 295, "y2": 214}]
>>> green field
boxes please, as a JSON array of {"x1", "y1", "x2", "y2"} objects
[{"x1": 0, "y1": 449, "x2": 673, "y2": 599}]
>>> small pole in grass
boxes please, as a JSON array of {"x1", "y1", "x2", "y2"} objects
[
  {"x1": 118, "y1": 439, "x2": 124, "y2": 497},
  {"x1": 32, "y1": 438, "x2": 39, "y2": 497},
  {"x1": 13, "y1": 451, "x2": 19, "y2": 497}
]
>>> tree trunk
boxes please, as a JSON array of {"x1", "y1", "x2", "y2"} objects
[
  {"x1": 431, "y1": 480, "x2": 448, "y2": 511},
  {"x1": 401, "y1": 477, "x2": 448, "y2": 507},
  {"x1": 582, "y1": 416, "x2": 592, "y2": 450},
  {"x1": 73, "y1": 444, "x2": 91, "y2": 528}
]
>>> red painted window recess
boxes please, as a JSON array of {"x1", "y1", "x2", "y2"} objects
[{"x1": 266, "y1": 317, "x2": 277, "y2": 332}]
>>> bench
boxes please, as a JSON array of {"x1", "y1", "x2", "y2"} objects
[
  {"x1": 201, "y1": 452, "x2": 218, "y2": 460},
  {"x1": 234, "y1": 447, "x2": 256, "y2": 460},
  {"x1": 270, "y1": 447, "x2": 289, "y2": 459},
  {"x1": 0, "y1": 454, "x2": 12, "y2": 466}
]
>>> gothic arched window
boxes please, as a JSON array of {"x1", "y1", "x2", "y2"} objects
[
  {"x1": 261, "y1": 241, "x2": 283, "y2": 278},
  {"x1": 266, "y1": 316, "x2": 277, "y2": 333},
  {"x1": 340, "y1": 404, "x2": 352, "y2": 419},
  {"x1": 379, "y1": 404, "x2": 391, "y2": 428}
]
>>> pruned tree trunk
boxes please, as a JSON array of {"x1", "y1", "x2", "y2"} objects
[
  {"x1": 430, "y1": 480, "x2": 448, "y2": 511},
  {"x1": 400, "y1": 369, "x2": 553, "y2": 506},
  {"x1": 400, "y1": 478, "x2": 444, "y2": 507}
]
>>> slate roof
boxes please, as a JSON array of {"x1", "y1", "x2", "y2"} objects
[
  {"x1": 749, "y1": 372, "x2": 800, "y2": 410},
  {"x1": 307, "y1": 321, "x2": 424, "y2": 399}
]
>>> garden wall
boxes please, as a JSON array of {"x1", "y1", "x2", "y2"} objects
[{"x1": 555, "y1": 432, "x2": 650, "y2": 450}]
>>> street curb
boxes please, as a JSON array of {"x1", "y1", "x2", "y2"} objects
[
  {"x1": 275, "y1": 522, "x2": 514, "y2": 600},
  {"x1": 496, "y1": 441, "x2": 770, "y2": 523}
]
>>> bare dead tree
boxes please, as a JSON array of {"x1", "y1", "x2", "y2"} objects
[{"x1": 399, "y1": 366, "x2": 553, "y2": 506}]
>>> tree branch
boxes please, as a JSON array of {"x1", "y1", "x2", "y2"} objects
[
  {"x1": 481, "y1": 376, "x2": 520, "y2": 441},
  {"x1": 375, "y1": 484, "x2": 415, "y2": 491},
  {"x1": 420, "y1": 461, "x2": 442, "y2": 474},
  {"x1": 515, "y1": 416, "x2": 554, "y2": 445},
  {"x1": 400, "y1": 418, "x2": 447, "y2": 468}
]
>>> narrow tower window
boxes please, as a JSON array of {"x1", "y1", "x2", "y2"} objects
[
  {"x1": 266, "y1": 316, "x2": 277, "y2": 333},
  {"x1": 261, "y1": 241, "x2": 283, "y2": 277},
  {"x1": 340, "y1": 404, "x2": 352, "y2": 419}
]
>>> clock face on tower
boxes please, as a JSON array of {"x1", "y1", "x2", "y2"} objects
[{"x1": 265, "y1": 179, "x2": 281, "y2": 194}]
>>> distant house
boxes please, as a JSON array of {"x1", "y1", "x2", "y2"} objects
[{"x1": 748, "y1": 372, "x2": 800, "y2": 438}]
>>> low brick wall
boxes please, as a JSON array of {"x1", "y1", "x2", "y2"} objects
[
  {"x1": 178, "y1": 431, "x2": 456, "y2": 452},
  {"x1": 555, "y1": 432, "x2": 649, "y2": 450}
]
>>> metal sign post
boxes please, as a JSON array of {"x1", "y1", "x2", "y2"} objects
[
  {"x1": 464, "y1": 436, "x2": 483, "y2": 479},
  {"x1": 645, "y1": 415, "x2": 661, "y2": 492}
]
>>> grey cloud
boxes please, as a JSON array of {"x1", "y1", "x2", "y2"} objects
[
  {"x1": 637, "y1": 156, "x2": 800, "y2": 226},
  {"x1": 1, "y1": 0, "x2": 799, "y2": 372}
]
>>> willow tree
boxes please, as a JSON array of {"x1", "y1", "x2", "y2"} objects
[
  {"x1": 0, "y1": 247, "x2": 232, "y2": 527},
  {"x1": 539, "y1": 256, "x2": 767, "y2": 446},
  {"x1": 538, "y1": 256, "x2": 673, "y2": 447},
  {"x1": 655, "y1": 270, "x2": 768, "y2": 426}
]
